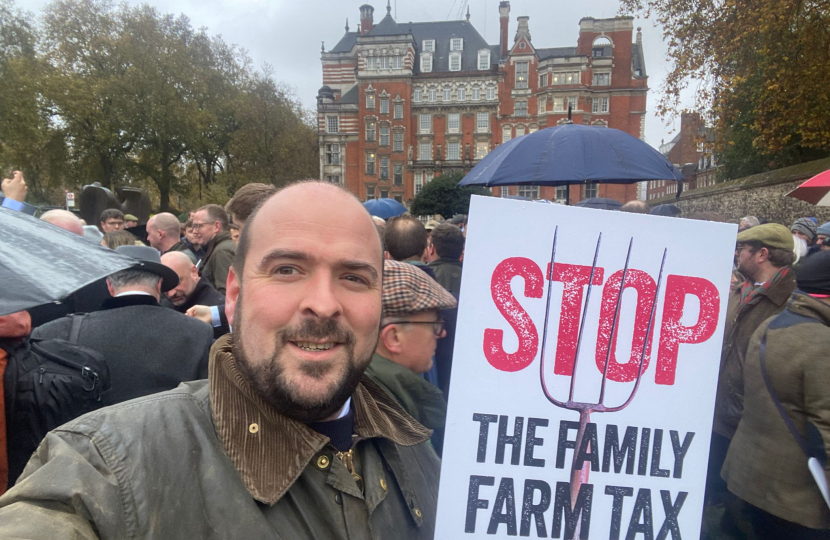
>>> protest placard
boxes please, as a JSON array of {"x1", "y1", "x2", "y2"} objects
[{"x1": 435, "y1": 196, "x2": 737, "y2": 540}]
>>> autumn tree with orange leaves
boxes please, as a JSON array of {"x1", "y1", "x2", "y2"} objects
[{"x1": 621, "y1": 0, "x2": 830, "y2": 178}]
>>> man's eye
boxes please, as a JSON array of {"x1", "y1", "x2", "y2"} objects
[
  {"x1": 274, "y1": 266, "x2": 298, "y2": 275},
  {"x1": 344, "y1": 274, "x2": 369, "y2": 285}
]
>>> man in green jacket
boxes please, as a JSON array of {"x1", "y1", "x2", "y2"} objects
[
  {"x1": 723, "y1": 251, "x2": 830, "y2": 539},
  {"x1": 0, "y1": 181, "x2": 441, "y2": 539},
  {"x1": 192, "y1": 203, "x2": 236, "y2": 294},
  {"x1": 365, "y1": 260, "x2": 458, "y2": 455}
]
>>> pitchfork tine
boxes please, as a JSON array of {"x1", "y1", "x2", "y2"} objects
[
  {"x1": 540, "y1": 226, "x2": 563, "y2": 406},
  {"x1": 608, "y1": 248, "x2": 668, "y2": 412},
  {"x1": 598, "y1": 238, "x2": 633, "y2": 405},
  {"x1": 568, "y1": 233, "x2": 602, "y2": 402}
]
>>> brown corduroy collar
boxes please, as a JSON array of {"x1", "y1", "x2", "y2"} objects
[{"x1": 209, "y1": 334, "x2": 431, "y2": 505}]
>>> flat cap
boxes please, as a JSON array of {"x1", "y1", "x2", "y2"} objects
[
  {"x1": 382, "y1": 260, "x2": 457, "y2": 317},
  {"x1": 124, "y1": 214, "x2": 138, "y2": 222},
  {"x1": 736, "y1": 223, "x2": 794, "y2": 251}
]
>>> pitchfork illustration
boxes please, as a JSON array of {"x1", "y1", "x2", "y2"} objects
[{"x1": 539, "y1": 227, "x2": 667, "y2": 539}]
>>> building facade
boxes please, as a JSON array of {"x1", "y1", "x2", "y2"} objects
[
  {"x1": 648, "y1": 112, "x2": 718, "y2": 200},
  {"x1": 318, "y1": 1, "x2": 649, "y2": 206}
]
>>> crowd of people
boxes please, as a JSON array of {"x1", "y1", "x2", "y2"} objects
[{"x1": 1, "y1": 170, "x2": 830, "y2": 539}]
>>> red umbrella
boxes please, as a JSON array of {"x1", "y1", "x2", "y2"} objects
[{"x1": 787, "y1": 169, "x2": 830, "y2": 206}]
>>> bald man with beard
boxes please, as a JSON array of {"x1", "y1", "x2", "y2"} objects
[
  {"x1": 160, "y1": 251, "x2": 228, "y2": 338},
  {"x1": 0, "y1": 181, "x2": 440, "y2": 539}
]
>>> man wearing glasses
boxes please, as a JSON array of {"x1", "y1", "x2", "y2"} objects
[
  {"x1": 99, "y1": 209, "x2": 125, "y2": 233},
  {"x1": 190, "y1": 204, "x2": 236, "y2": 294},
  {"x1": 365, "y1": 260, "x2": 457, "y2": 455}
]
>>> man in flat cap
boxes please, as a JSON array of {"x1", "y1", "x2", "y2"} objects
[
  {"x1": 723, "y1": 250, "x2": 830, "y2": 538},
  {"x1": 365, "y1": 260, "x2": 457, "y2": 455},
  {"x1": 706, "y1": 224, "x2": 797, "y2": 524}
]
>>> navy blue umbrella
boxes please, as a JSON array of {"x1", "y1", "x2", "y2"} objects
[
  {"x1": 458, "y1": 123, "x2": 684, "y2": 188},
  {"x1": 574, "y1": 197, "x2": 622, "y2": 210},
  {"x1": 363, "y1": 198, "x2": 407, "y2": 219}
]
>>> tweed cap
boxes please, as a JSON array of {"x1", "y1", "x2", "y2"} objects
[
  {"x1": 737, "y1": 223, "x2": 794, "y2": 251},
  {"x1": 382, "y1": 260, "x2": 457, "y2": 317},
  {"x1": 124, "y1": 214, "x2": 138, "y2": 222},
  {"x1": 791, "y1": 217, "x2": 818, "y2": 243}
]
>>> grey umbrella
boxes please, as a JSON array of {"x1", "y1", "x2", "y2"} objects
[{"x1": 0, "y1": 206, "x2": 136, "y2": 317}]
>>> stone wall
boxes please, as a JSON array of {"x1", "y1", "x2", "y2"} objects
[{"x1": 650, "y1": 157, "x2": 830, "y2": 225}]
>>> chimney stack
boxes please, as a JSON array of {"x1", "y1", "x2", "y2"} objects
[
  {"x1": 359, "y1": 4, "x2": 374, "y2": 35},
  {"x1": 514, "y1": 15, "x2": 530, "y2": 44},
  {"x1": 499, "y1": 1, "x2": 510, "y2": 58}
]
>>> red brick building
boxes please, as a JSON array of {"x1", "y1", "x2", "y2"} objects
[
  {"x1": 318, "y1": 1, "x2": 649, "y2": 206},
  {"x1": 648, "y1": 112, "x2": 717, "y2": 200}
]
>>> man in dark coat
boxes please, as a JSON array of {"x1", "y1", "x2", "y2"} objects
[
  {"x1": 147, "y1": 212, "x2": 196, "y2": 264},
  {"x1": 30, "y1": 245, "x2": 213, "y2": 407},
  {"x1": 160, "y1": 251, "x2": 229, "y2": 338},
  {"x1": 192, "y1": 204, "x2": 236, "y2": 294},
  {"x1": 426, "y1": 223, "x2": 464, "y2": 297}
]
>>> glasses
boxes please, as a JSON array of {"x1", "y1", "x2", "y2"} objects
[
  {"x1": 105, "y1": 220, "x2": 124, "y2": 226},
  {"x1": 384, "y1": 319, "x2": 445, "y2": 337},
  {"x1": 189, "y1": 222, "x2": 215, "y2": 231}
]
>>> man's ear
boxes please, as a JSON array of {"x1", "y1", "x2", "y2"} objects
[
  {"x1": 105, "y1": 278, "x2": 116, "y2": 298},
  {"x1": 379, "y1": 324, "x2": 403, "y2": 354},
  {"x1": 384, "y1": 251, "x2": 392, "y2": 260},
  {"x1": 225, "y1": 266, "x2": 240, "y2": 327}
]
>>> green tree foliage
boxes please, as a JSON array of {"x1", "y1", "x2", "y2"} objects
[
  {"x1": 621, "y1": 0, "x2": 830, "y2": 176},
  {"x1": 410, "y1": 172, "x2": 490, "y2": 218},
  {"x1": 0, "y1": 0, "x2": 317, "y2": 211}
]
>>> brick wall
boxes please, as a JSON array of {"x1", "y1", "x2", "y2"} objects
[{"x1": 649, "y1": 158, "x2": 830, "y2": 225}]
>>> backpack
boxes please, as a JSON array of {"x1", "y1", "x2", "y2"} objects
[{"x1": 2, "y1": 313, "x2": 110, "y2": 487}]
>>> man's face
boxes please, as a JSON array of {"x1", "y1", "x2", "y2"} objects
[
  {"x1": 226, "y1": 185, "x2": 383, "y2": 423},
  {"x1": 792, "y1": 230, "x2": 811, "y2": 244},
  {"x1": 101, "y1": 216, "x2": 124, "y2": 233},
  {"x1": 230, "y1": 227, "x2": 241, "y2": 244},
  {"x1": 146, "y1": 220, "x2": 163, "y2": 250},
  {"x1": 125, "y1": 220, "x2": 138, "y2": 228},
  {"x1": 391, "y1": 310, "x2": 445, "y2": 374},
  {"x1": 164, "y1": 259, "x2": 201, "y2": 306},
  {"x1": 735, "y1": 243, "x2": 764, "y2": 281},
  {"x1": 191, "y1": 210, "x2": 219, "y2": 245}
]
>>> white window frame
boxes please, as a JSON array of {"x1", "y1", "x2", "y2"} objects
[
  {"x1": 418, "y1": 142, "x2": 432, "y2": 161},
  {"x1": 501, "y1": 186, "x2": 509, "y2": 197},
  {"x1": 555, "y1": 185, "x2": 568, "y2": 201},
  {"x1": 422, "y1": 39, "x2": 435, "y2": 52},
  {"x1": 567, "y1": 96, "x2": 578, "y2": 112},
  {"x1": 413, "y1": 88, "x2": 422, "y2": 102},
  {"x1": 392, "y1": 56, "x2": 402, "y2": 69},
  {"x1": 451, "y1": 38, "x2": 463, "y2": 51},
  {"x1": 325, "y1": 143, "x2": 340, "y2": 165},
  {"x1": 538, "y1": 96, "x2": 546, "y2": 115},
  {"x1": 379, "y1": 125, "x2": 390, "y2": 146},
  {"x1": 393, "y1": 131, "x2": 403, "y2": 152},
  {"x1": 478, "y1": 50, "x2": 490, "y2": 70},
  {"x1": 394, "y1": 102, "x2": 403, "y2": 119},
  {"x1": 516, "y1": 125, "x2": 526, "y2": 137},
  {"x1": 448, "y1": 113, "x2": 460, "y2": 133},
  {"x1": 419, "y1": 113, "x2": 431, "y2": 133},
  {"x1": 365, "y1": 119, "x2": 376, "y2": 142},
  {"x1": 366, "y1": 57, "x2": 378, "y2": 70},
  {"x1": 584, "y1": 182, "x2": 598, "y2": 198},
  {"x1": 457, "y1": 87, "x2": 466, "y2": 101},
  {"x1": 593, "y1": 72, "x2": 610, "y2": 86},
  {"x1": 380, "y1": 98, "x2": 389, "y2": 114},
  {"x1": 326, "y1": 116, "x2": 339, "y2": 134},
  {"x1": 553, "y1": 97, "x2": 564, "y2": 112},
  {"x1": 475, "y1": 141, "x2": 489, "y2": 160},
  {"x1": 476, "y1": 112, "x2": 489, "y2": 132},
  {"x1": 393, "y1": 164, "x2": 403, "y2": 185},
  {"x1": 552, "y1": 71, "x2": 580, "y2": 85},
  {"x1": 366, "y1": 93, "x2": 375, "y2": 109},
  {"x1": 366, "y1": 152, "x2": 376, "y2": 175},
  {"x1": 472, "y1": 87, "x2": 480, "y2": 101},
  {"x1": 325, "y1": 174, "x2": 341, "y2": 185},
  {"x1": 443, "y1": 88, "x2": 452, "y2": 102},
  {"x1": 420, "y1": 53, "x2": 433, "y2": 73},
  {"x1": 540, "y1": 73, "x2": 548, "y2": 87},
  {"x1": 514, "y1": 100, "x2": 528, "y2": 117},
  {"x1": 515, "y1": 61, "x2": 529, "y2": 89},
  {"x1": 379, "y1": 56, "x2": 390, "y2": 70},
  {"x1": 592, "y1": 96, "x2": 609, "y2": 113},
  {"x1": 415, "y1": 171, "x2": 424, "y2": 194},
  {"x1": 447, "y1": 141, "x2": 460, "y2": 160},
  {"x1": 518, "y1": 185, "x2": 539, "y2": 198},
  {"x1": 449, "y1": 52, "x2": 462, "y2": 72},
  {"x1": 428, "y1": 88, "x2": 437, "y2": 102},
  {"x1": 502, "y1": 125, "x2": 512, "y2": 142},
  {"x1": 486, "y1": 86, "x2": 495, "y2": 100},
  {"x1": 380, "y1": 157, "x2": 389, "y2": 180}
]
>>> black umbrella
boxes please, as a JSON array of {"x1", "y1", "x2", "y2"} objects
[
  {"x1": 0, "y1": 207, "x2": 136, "y2": 317},
  {"x1": 573, "y1": 197, "x2": 623, "y2": 211},
  {"x1": 650, "y1": 204, "x2": 681, "y2": 217}
]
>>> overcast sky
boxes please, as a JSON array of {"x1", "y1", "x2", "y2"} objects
[{"x1": 20, "y1": 0, "x2": 696, "y2": 148}]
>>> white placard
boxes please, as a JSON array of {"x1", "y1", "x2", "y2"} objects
[
  {"x1": 435, "y1": 196, "x2": 737, "y2": 540},
  {"x1": 65, "y1": 192, "x2": 75, "y2": 208}
]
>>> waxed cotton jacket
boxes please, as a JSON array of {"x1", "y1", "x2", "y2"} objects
[
  {"x1": 0, "y1": 335, "x2": 441, "y2": 539},
  {"x1": 199, "y1": 231, "x2": 236, "y2": 294},
  {"x1": 713, "y1": 271, "x2": 796, "y2": 439},
  {"x1": 723, "y1": 293, "x2": 830, "y2": 529}
]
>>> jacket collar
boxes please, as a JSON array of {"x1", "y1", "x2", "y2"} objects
[
  {"x1": 431, "y1": 256, "x2": 462, "y2": 266},
  {"x1": 202, "y1": 231, "x2": 232, "y2": 263},
  {"x1": 366, "y1": 353, "x2": 446, "y2": 430},
  {"x1": 99, "y1": 294, "x2": 159, "y2": 311},
  {"x1": 787, "y1": 292, "x2": 830, "y2": 326},
  {"x1": 209, "y1": 334, "x2": 431, "y2": 506}
]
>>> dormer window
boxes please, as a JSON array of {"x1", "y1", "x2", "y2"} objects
[
  {"x1": 477, "y1": 49, "x2": 490, "y2": 70},
  {"x1": 450, "y1": 38, "x2": 463, "y2": 51},
  {"x1": 449, "y1": 52, "x2": 462, "y2": 71},
  {"x1": 420, "y1": 53, "x2": 433, "y2": 73},
  {"x1": 422, "y1": 39, "x2": 435, "y2": 52}
]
